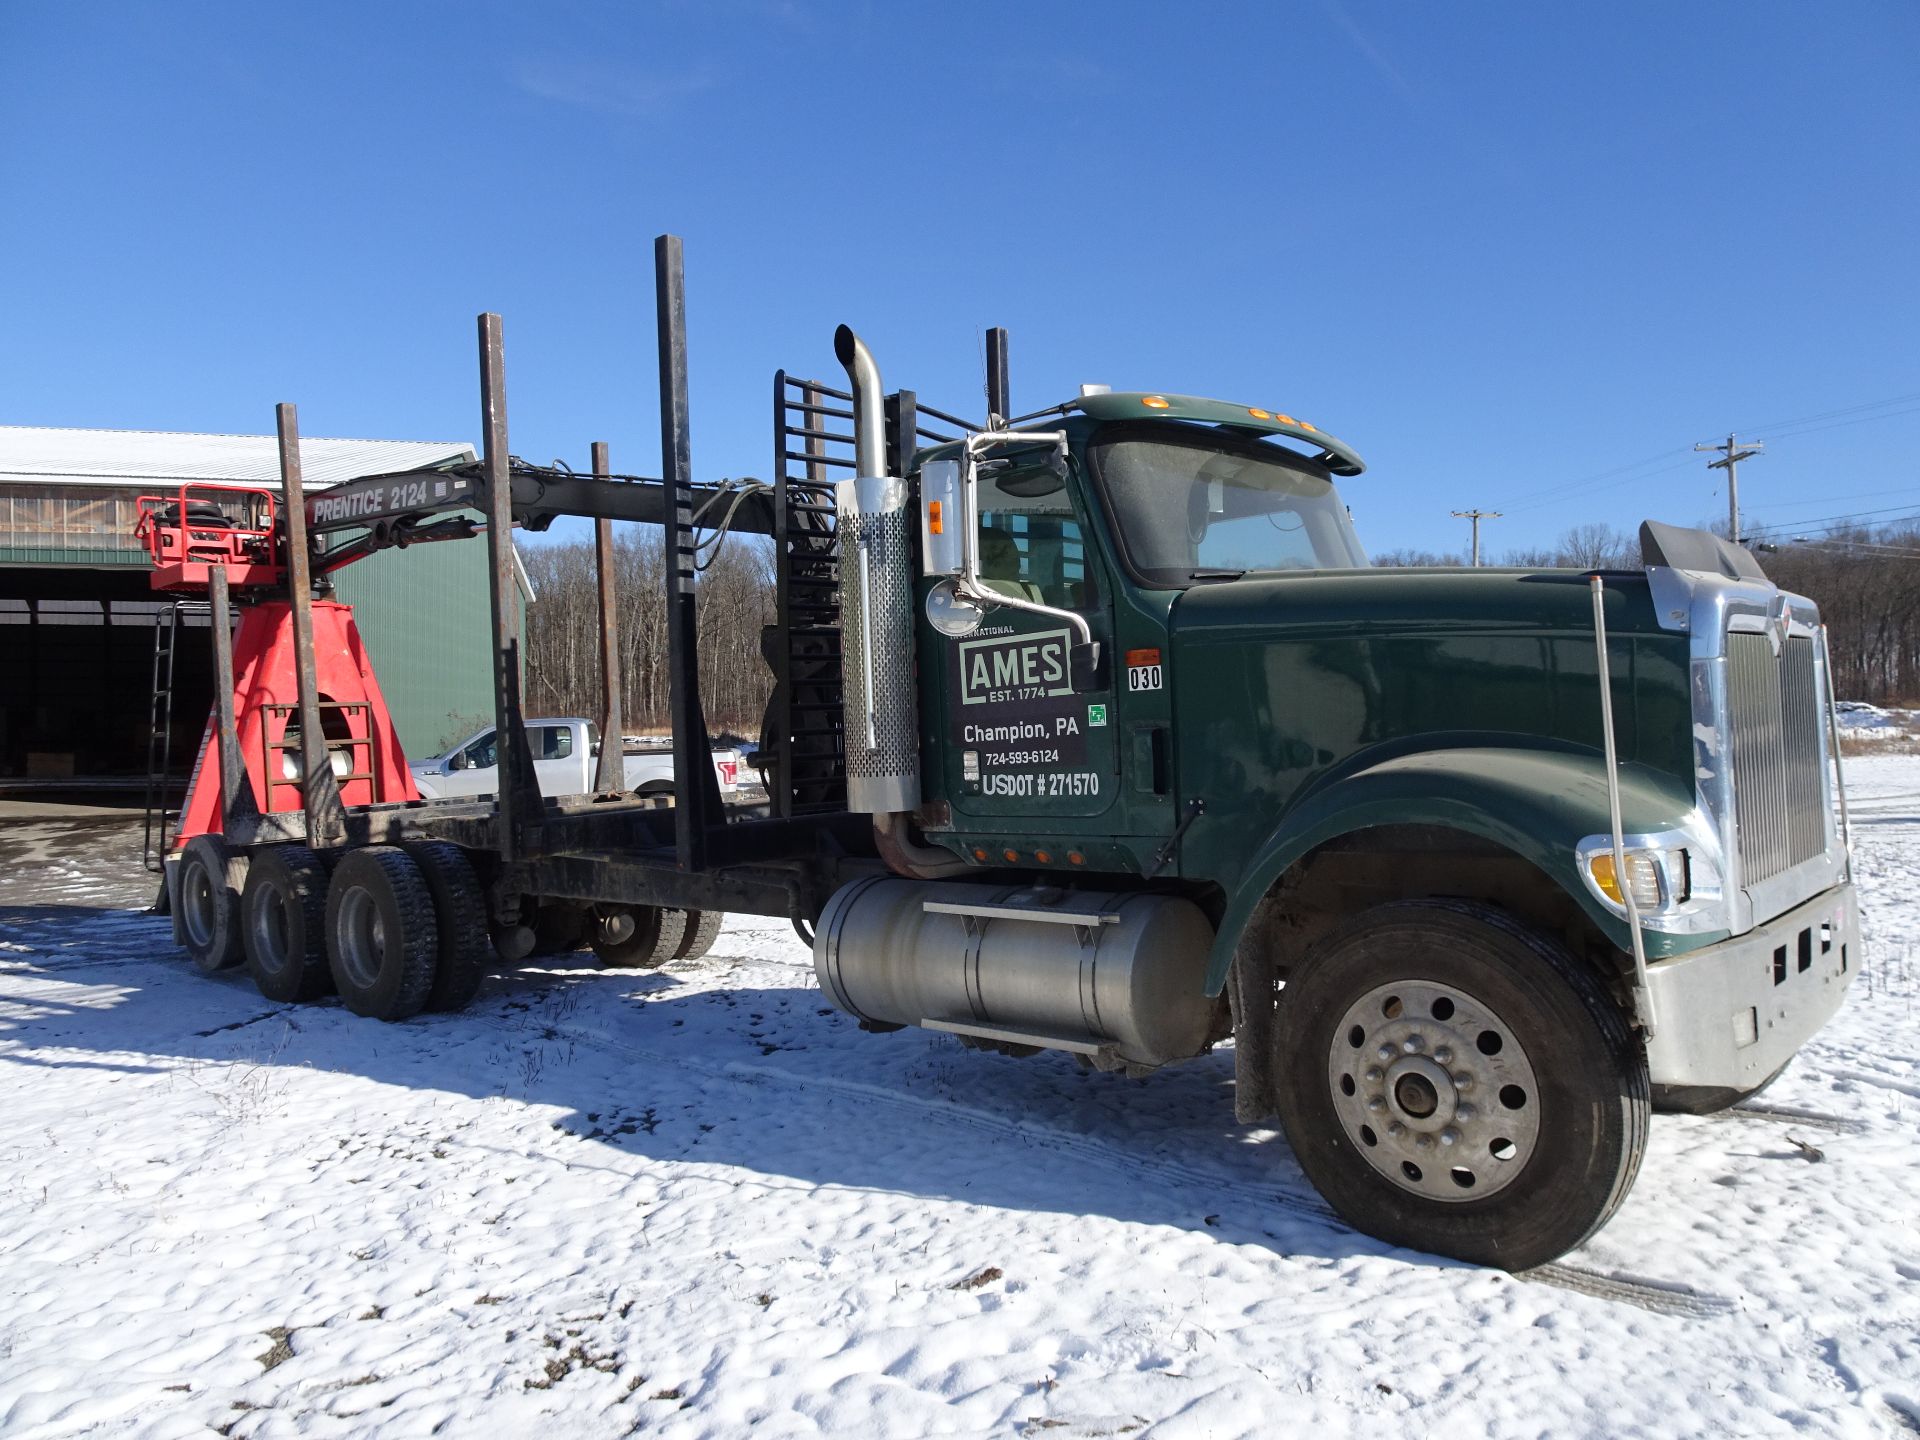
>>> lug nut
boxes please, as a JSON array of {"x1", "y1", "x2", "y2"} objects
[
  {"x1": 1440, "y1": 1128, "x2": 1460, "y2": 1146},
  {"x1": 1402, "y1": 1035, "x2": 1425, "y2": 1054},
  {"x1": 1378, "y1": 1044, "x2": 1396, "y2": 1062},
  {"x1": 1366, "y1": 1096, "x2": 1387, "y2": 1114},
  {"x1": 1387, "y1": 1121, "x2": 1407, "y2": 1138},
  {"x1": 1455, "y1": 1104, "x2": 1477, "y2": 1122},
  {"x1": 1434, "y1": 1047, "x2": 1454, "y2": 1065},
  {"x1": 1453, "y1": 1074, "x2": 1474, "y2": 1092},
  {"x1": 1364, "y1": 1066, "x2": 1384, "y2": 1084},
  {"x1": 1415, "y1": 1133, "x2": 1435, "y2": 1151}
]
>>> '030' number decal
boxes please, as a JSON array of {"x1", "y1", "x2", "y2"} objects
[{"x1": 1127, "y1": 663, "x2": 1163, "y2": 692}]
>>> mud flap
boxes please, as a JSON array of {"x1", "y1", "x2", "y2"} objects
[{"x1": 1230, "y1": 906, "x2": 1281, "y2": 1125}]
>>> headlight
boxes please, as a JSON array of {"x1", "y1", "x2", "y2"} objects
[{"x1": 1578, "y1": 843, "x2": 1691, "y2": 912}]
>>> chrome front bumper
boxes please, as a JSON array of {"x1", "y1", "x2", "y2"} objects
[{"x1": 1643, "y1": 884, "x2": 1860, "y2": 1090}]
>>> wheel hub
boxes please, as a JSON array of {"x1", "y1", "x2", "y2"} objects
[
  {"x1": 181, "y1": 861, "x2": 216, "y2": 947},
  {"x1": 1327, "y1": 979, "x2": 1542, "y2": 1203}
]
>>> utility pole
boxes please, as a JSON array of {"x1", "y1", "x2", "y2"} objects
[
  {"x1": 1694, "y1": 433, "x2": 1763, "y2": 544},
  {"x1": 1451, "y1": 509, "x2": 1501, "y2": 566}
]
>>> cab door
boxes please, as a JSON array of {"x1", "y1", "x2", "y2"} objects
[
  {"x1": 528, "y1": 723, "x2": 581, "y2": 795},
  {"x1": 931, "y1": 460, "x2": 1120, "y2": 827}
]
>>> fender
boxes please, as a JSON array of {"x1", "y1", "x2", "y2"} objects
[{"x1": 1202, "y1": 745, "x2": 1707, "y2": 994}]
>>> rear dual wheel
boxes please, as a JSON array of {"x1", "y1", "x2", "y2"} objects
[
  {"x1": 195, "y1": 839, "x2": 491, "y2": 1020},
  {"x1": 1273, "y1": 900, "x2": 1649, "y2": 1271},
  {"x1": 241, "y1": 845, "x2": 334, "y2": 1002},
  {"x1": 590, "y1": 905, "x2": 723, "y2": 969},
  {"x1": 177, "y1": 835, "x2": 247, "y2": 973},
  {"x1": 325, "y1": 847, "x2": 440, "y2": 1021}
]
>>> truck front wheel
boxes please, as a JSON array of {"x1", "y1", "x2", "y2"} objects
[{"x1": 1272, "y1": 899, "x2": 1648, "y2": 1270}]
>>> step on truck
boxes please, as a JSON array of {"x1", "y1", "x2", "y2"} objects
[{"x1": 156, "y1": 235, "x2": 1860, "y2": 1270}]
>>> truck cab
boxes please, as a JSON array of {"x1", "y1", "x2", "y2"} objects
[{"x1": 813, "y1": 337, "x2": 1860, "y2": 1269}]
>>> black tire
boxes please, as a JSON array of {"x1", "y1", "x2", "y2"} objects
[
  {"x1": 1653, "y1": 1061, "x2": 1790, "y2": 1116},
  {"x1": 590, "y1": 904, "x2": 681, "y2": 968},
  {"x1": 177, "y1": 834, "x2": 246, "y2": 973},
  {"x1": 670, "y1": 909, "x2": 724, "y2": 961},
  {"x1": 1272, "y1": 899, "x2": 1649, "y2": 1271},
  {"x1": 241, "y1": 845, "x2": 334, "y2": 1002},
  {"x1": 402, "y1": 842, "x2": 490, "y2": 1013},
  {"x1": 325, "y1": 847, "x2": 439, "y2": 1021}
]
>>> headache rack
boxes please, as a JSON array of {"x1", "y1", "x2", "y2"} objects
[{"x1": 762, "y1": 366, "x2": 980, "y2": 820}]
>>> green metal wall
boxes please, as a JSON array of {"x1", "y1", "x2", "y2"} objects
[{"x1": 331, "y1": 539, "x2": 507, "y2": 762}]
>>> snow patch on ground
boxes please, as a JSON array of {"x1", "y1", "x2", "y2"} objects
[
  {"x1": 1836, "y1": 702, "x2": 1918, "y2": 739},
  {"x1": 1, "y1": 771, "x2": 1918, "y2": 1438}
]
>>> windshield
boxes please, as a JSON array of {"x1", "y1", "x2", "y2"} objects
[{"x1": 1090, "y1": 428, "x2": 1368, "y2": 584}]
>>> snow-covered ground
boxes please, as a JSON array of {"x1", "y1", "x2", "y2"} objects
[
  {"x1": 1, "y1": 766, "x2": 1917, "y2": 1440},
  {"x1": 1837, "y1": 702, "x2": 1919, "y2": 742}
]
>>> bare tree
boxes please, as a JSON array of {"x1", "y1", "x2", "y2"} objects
[
  {"x1": 522, "y1": 533, "x2": 777, "y2": 739},
  {"x1": 1554, "y1": 523, "x2": 1639, "y2": 570}
]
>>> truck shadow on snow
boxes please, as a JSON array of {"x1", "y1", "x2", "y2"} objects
[{"x1": 0, "y1": 898, "x2": 1405, "y2": 1268}]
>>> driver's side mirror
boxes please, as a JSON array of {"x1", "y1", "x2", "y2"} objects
[{"x1": 448, "y1": 753, "x2": 468, "y2": 772}]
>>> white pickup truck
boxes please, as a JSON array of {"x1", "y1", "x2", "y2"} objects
[{"x1": 410, "y1": 717, "x2": 743, "y2": 802}]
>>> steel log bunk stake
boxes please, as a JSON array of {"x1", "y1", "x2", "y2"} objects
[
  {"x1": 206, "y1": 566, "x2": 259, "y2": 834},
  {"x1": 591, "y1": 440, "x2": 627, "y2": 795},
  {"x1": 478, "y1": 313, "x2": 544, "y2": 860},
  {"x1": 277, "y1": 403, "x2": 350, "y2": 849},
  {"x1": 656, "y1": 234, "x2": 721, "y2": 870}
]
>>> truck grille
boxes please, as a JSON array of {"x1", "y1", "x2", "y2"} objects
[{"x1": 1726, "y1": 632, "x2": 1827, "y2": 885}]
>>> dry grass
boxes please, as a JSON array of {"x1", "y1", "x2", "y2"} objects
[{"x1": 1839, "y1": 732, "x2": 1920, "y2": 757}]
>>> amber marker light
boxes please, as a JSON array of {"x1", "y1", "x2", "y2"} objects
[
  {"x1": 1067, "y1": 851, "x2": 1086, "y2": 866},
  {"x1": 1002, "y1": 848, "x2": 1020, "y2": 863},
  {"x1": 972, "y1": 847, "x2": 988, "y2": 861},
  {"x1": 1034, "y1": 849, "x2": 1053, "y2": 865},
  {"x1": 1274, "y1": 414, "x2": 1297, "y2": 426},
  {"x1": 928, "y1": 500, "x2": 944, "y2": 534},
  {"x1": 1141, "y1": 395, "x2": 1171, "y2": 409},
  {"x1": 1247, "y1": 408, "x2": 1270, "y2": 419}
]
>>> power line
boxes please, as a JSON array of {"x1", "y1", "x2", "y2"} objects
[
  {"x1": 1729, "y1": 390, "x2": 1920, "y2": 439},
  {"x1": 1783, "y1": 536, "x2": 1920, "y2": 561},
  {"x1": 1751, "y1": 504, "x2": 1920, "y2": 536},
  {"x1": 1742, "y1": 482, "x2": 1920, "y2": 514},
  {"x1": 1489, "y1": 388, "x2": 1920, "y2": 515}
]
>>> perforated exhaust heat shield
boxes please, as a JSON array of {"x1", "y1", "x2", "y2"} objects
[{"x1": 837, "y1": 474, "x2": 921, "y2": 814}]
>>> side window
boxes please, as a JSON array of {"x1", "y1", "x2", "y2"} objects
[
  {"x1": 464, "y1": 733, "x2": 498, "y2": 769},
  {"x1": 976, "y1": 463, "x2": 1098, "y2": 611},
  {"x1": 534, "y1": 726, "x2": 573, "y2": 760}
]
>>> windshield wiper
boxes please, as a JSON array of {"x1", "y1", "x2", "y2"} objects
[{"x1": 1188, "y1": 567, "x2": 1245, "y2": 580}]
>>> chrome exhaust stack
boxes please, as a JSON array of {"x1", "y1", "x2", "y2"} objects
[{"x1": 833, "y1": 325, "x2": 966, "y2": 877}]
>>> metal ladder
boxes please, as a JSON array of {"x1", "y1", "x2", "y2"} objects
[
  {"x1": 769, "y1": 372, "x2": 853, "y2": 817},
  {"x1": 142, "y1": 600, "x2": 206, "y2": 873}
]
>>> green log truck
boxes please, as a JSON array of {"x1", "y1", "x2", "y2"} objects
[{"x1": 165, "y1": 239, "x2": 1860, "y2": 1271}]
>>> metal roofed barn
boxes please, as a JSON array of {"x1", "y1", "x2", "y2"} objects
[{"x1": 0, "y1": 425, "x2": 520, "y2": 795}]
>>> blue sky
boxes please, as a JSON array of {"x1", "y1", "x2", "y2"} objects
[{"x1": 2, "y1": 1, "x2": 1916, "y2": 557}]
